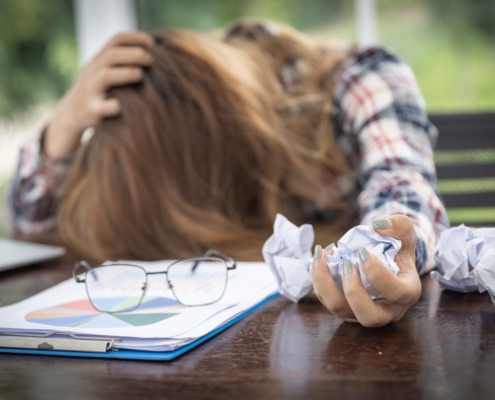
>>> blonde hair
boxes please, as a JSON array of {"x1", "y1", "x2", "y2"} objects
[{"x1": 58, "y1": 20, "x2": 353, "y2": 262}]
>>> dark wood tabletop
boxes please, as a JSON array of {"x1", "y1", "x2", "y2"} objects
[{"x1": 1, "y1": 248, "x2": 495, "y2": 400}]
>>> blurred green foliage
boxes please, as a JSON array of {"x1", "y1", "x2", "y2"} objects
[
  {"x1": 376, "y1": 0, "x2": 495, "y2": 111},
  {"x1": 0, "y1": 0, "x2": 77, "y2": 118},
  {"x1": 429, "y1": 0, "x2": 495, "y2": 40},
  {"x1": 137, "y1": 0, "x2": 350, "y2": 33},
  {"x1": 0, "y1": 0, "x2": 494, "y2": 119}
]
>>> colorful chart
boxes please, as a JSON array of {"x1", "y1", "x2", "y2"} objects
[{"x1": 25, "y1": 297, "x2": 184, "y2": 328}]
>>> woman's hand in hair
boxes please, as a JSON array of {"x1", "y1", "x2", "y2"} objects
[
  {"x1": 311, "y1": 214, "x2": 421, "y2": 328},
  {"x1": 44, "y1": 31, "x2": 154, "y2": 159}
]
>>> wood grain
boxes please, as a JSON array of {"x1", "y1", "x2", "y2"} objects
[{"x1": 1, "y1": 247, "x2": 494, "y2": 400}]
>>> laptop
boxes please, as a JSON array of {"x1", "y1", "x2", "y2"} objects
[{"x1": 0, "y1": 238, "x2": 66, "y2": 272}]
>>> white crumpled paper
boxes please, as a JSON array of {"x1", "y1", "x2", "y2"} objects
[
  {"x1": 262, "y1": 214, "x2": 314, "y2": 302},
  {"x1": 431, "y1": 225, "x2": 495, "y2": 297},
  {"x1": 262, "y1": 214, "x2": 402, "y2": 302},
  {"x1": 327, "y1": 225, "x2": 401, "y2": 299}
]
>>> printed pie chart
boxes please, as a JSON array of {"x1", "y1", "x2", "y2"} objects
[{"x1": 25, "y1": 297, "x2": 184, "y2": 328}]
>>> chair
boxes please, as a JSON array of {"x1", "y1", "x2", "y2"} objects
[{"x1": 431, "y1": 112, "x2": 495, "y2": 227}]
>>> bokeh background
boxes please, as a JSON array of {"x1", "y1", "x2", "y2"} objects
[{"x1": 1, "y1": 0, "x2": 494, "y2": 235}]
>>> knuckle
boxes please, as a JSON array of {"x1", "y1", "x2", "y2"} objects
[
  {"x1": 110, "y1": 32, "x2": 127, "y2": 45},
  {"x1": 102, "y1": 100, "x2": 121, "y2": 117},
  {"x1": 390, "y1": 278, "x2": 421, "y2": 305},
  {"x1": 394, "y1": 214, "x2": 414, "y2": 235},
  {"x1": 361, "y1": 318, "x2": 382, "y2": 328},
  {"x1": 388, "y1": 287, "x2": 406, "y2": 304},
  {"x1": 313, "y1": 286, "x2": 329, "y2": 305},
  {"x1": 343, "y1": 286, "x2": 358, "y2": 300},
  {"x1": 89, "y1": 100, "x2": 104, "y2": 116},
  {"x1": 313, "y1": 286, "x2": 323, "y2": 301},
  {"x1": 411, "y1": 283, "x2": 422, "y2": 303},
  {"x1": 122, "y1": 67, "x2": 142, "y2": 82},
  {"x1": 135, "y1": 48, "x2": 150, "y2": 61},
  {"x1": 328, "y1": 301, "x2": 348, "y2": 317},
  {"x1": 392, "y1": 213, "x2": 410, "y2": 225},
  {"x1": 96, "y1": 69, "x2": 110, "y2": 88},
  {"x1": 360, "y1": 314, "x2": 388, "y2": 328},
  {"x1": 105, "y1": 47, "x2": 119, "y2": 62},
  {"x1": 131, "y1": 68, "x2": 143, "y2": 80},
  {"x1": 313, "y1": 287, "x2": 346, "y2": 316}
]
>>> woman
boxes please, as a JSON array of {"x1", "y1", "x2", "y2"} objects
[{"x1": 8, "y1": 19, "x2": 449, "y2": 327}]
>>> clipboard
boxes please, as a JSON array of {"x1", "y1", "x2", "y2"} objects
[{"x1": 0, "y1": 293, "x2": 279, "y2": 361}]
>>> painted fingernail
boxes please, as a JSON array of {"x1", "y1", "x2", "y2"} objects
[
  {"x1": 343, "y1": 259, "x2": 353, "y2": 276},
  {"x1": 372, "y1": 218, "x2": 390, "y2": 229},
  {"x1": 325, "y1": 243, "x2": 336, "y2": 252},
  {"x1": 313, "y1": 245, "x2": 322, "y2": 262},
  {"x1": 358, "y1": 247, "x2": 368, "y2": 264}
]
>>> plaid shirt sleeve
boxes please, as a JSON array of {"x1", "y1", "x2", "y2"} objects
[
  {"x1": 332, "y1": 46, "x2": 450, "y2": 274},
  {"x1": 7, "y1": 131, "x2": 71, "y2": 234}
]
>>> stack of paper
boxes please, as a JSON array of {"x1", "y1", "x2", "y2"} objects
[{"x1": 0, "y1": 261, "x2": 278, "y2": 353}]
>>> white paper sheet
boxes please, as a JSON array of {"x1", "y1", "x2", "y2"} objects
[
  {"x1": 262, "y1": 214, "x2": 402, "y2": 302},
  {"x1": 0, "y1": 261, "x2": 278, "y2": 351},
  {"x1": 431, "y1": 225, "x2": 495, "y2": 297}
]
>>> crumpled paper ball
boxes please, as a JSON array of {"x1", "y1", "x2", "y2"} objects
[
  {"x1": 262, "y1": 214, "x2": 314, "y2": 302},
  {"x1": 431, "y1": 224, "x2": 495, "y2": 296},
  {"x1": 262, "y1": 214, "x2": 402, "y2": 302},
  {"x1": 327, "y1": 225, "x2": 401, "y2": 299}
]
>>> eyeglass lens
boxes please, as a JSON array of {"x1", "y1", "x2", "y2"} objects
[
  {"x1": 167, "y1": 258, "x2": 228, "y2": 306},
  {"x1": 85, "y1": 265, "x2": 147, "y2": 313}
]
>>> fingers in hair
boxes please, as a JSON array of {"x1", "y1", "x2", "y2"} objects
[
  {"x1": 95, "y1": 67, "x2": 144, "y2": 92},
  {"x1": 107, "y1": 31, "x2": 154, "y2": 49},
  {"x1": 102, "y1": 47, "x2": 153, "y2": 67},
  {"x1": 93, "y1": 98, "x2": 121, "y2": 118}
]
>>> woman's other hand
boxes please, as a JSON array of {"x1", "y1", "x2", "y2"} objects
[
  {"x1": 44, "y1": 31, "x2": 154, "y2": 159},
  {"x1": 311, "y1": 214, "x2": 421, "y2": 327}
]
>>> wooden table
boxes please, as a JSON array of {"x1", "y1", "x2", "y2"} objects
[{"x1": 1, "y1": 251, "x2": 495, "y2": 400}]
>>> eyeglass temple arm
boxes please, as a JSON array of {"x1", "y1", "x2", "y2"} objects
[
  {"x1": 201, "y1": 249, "x2": 237, "y2": 270},
  {"x1": 189, "y1": 250, "x2": 237, "y2": 273},
  {"x1": 73, "y1": 260, "x2": 96, "y2": 283}
]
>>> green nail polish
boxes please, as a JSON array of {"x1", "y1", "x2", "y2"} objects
[
  {"x1": 325, "y1": 243, "x2": 336, "y2": 252},
  {"x1": 313, "y1": 245, "x2": 322, "y2": 261},
  {"x1": 358, "y1": 247, "x2": 368, "y2": 264},
  {"x1": 343, "y1": 260, "x2": 353, "y2": 275},
  {"x1": 372, "y1": 218, "x2": 390, "y2": 229}
]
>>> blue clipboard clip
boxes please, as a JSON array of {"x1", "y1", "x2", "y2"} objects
[{"x1": 0, "y1": 331, "x2": 117, "y2": 353}]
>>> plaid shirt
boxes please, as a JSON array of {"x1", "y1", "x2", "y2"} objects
[
  {"x1": 332, "y1": 46, "x2": 449, "y2": 273},
  {"x1": 7, "y1": 46, "x2": 449, "y2": 274}
]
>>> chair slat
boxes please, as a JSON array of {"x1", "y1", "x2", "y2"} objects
[
  {"x1": 430, "y1": 112, "x2": 495, "y2": 227},
  {"x1": 436, "y1": 164, "x2": 495, "y2": 180},
  {"x1": 431, "y1": 113, "x2": 495, "y2": 150},
  {"x1": 441, "y1": 192, "x2": 495, "y2": 208}
]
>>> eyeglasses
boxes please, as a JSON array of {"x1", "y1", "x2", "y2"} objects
[{"x1": 73, "y1": 249, "x2": 237, "y2": 313}]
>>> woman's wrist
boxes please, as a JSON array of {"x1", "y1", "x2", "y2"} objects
[
  {"x1": 43, "y1": 122, "x2": 80, "y2": 160},
  {"x1": 43, "y1": 101, "x2": 85, "y2": 160}
]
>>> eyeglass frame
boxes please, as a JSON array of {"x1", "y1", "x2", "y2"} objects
[{"x1": 73, "y1": 249, "x2": 237, "y2": 313}]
